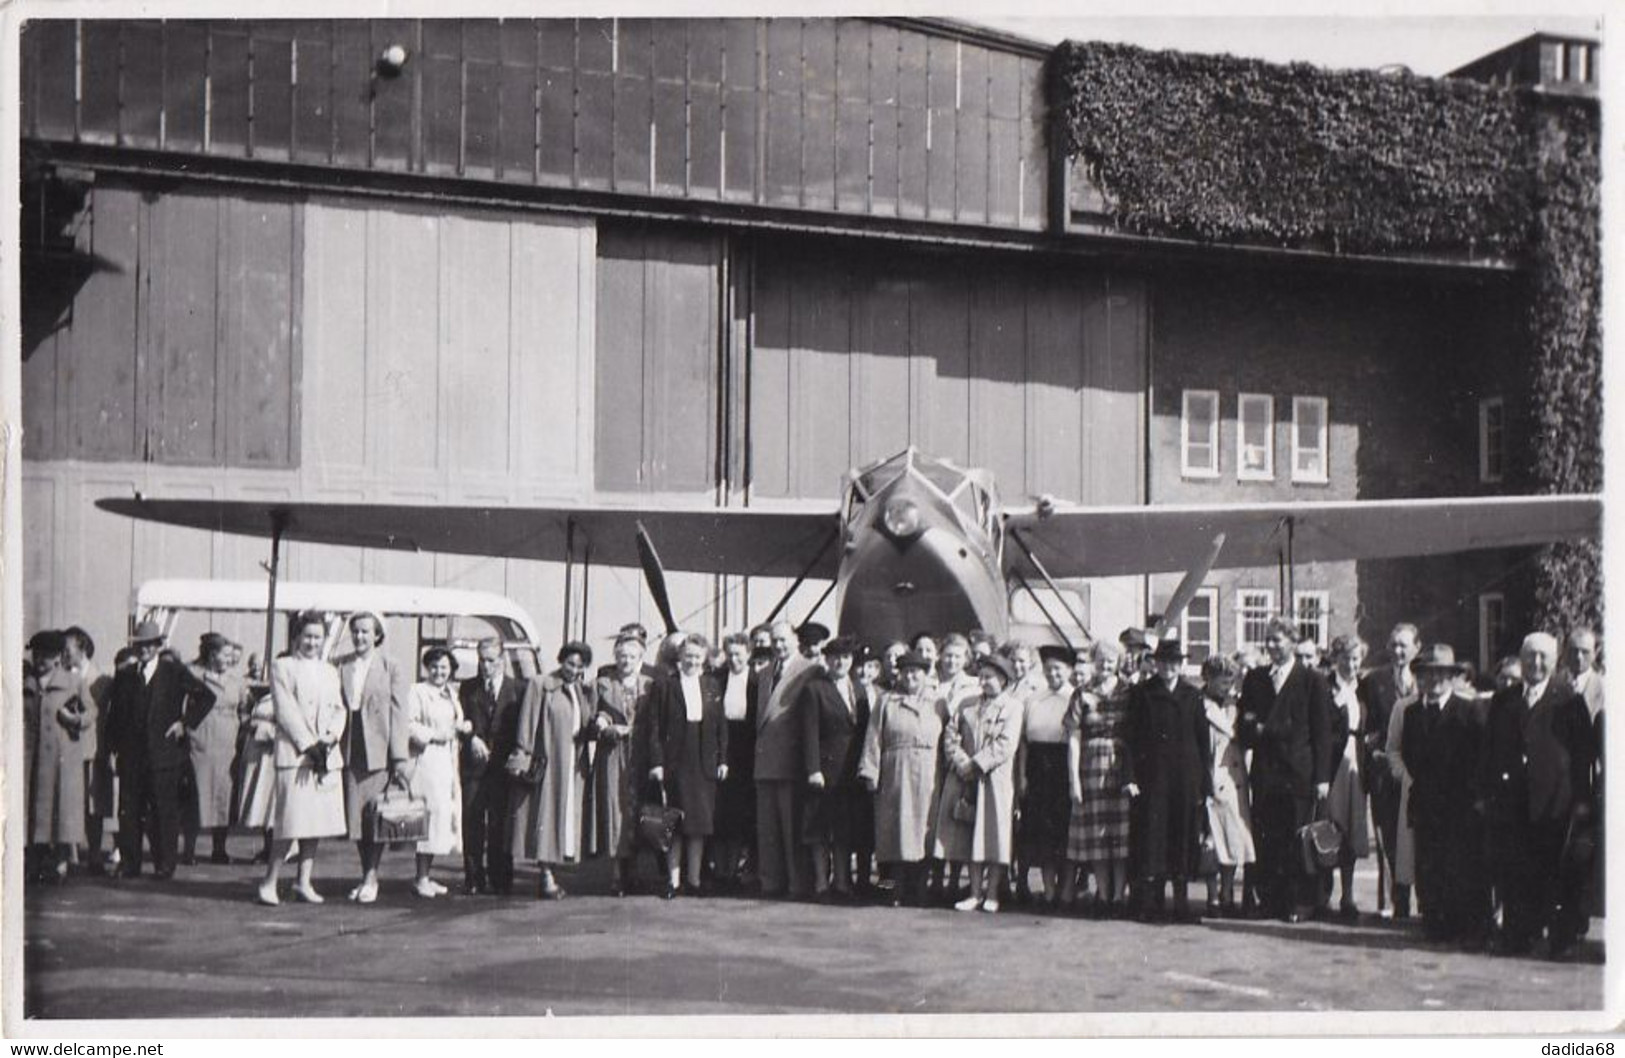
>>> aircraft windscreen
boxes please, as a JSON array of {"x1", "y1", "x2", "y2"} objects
[{"x1": 915, "y1": 456, "x2": 966, "y2": 495}]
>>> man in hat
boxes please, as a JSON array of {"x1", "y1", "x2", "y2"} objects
[
  {"x1": 796, "y1": 621, "x2": 831, "y2": 660},
  {"x1": 1401, "y1": 642, "x2": 1490, "y2": 947},
  {"x1": 799, "y1": 635, "x2": 869, "y2": 900},
  {"x1": 1124, "y1": 639, "x2": 1212, "y2": 921},
  {"x1": 1477, "y1": 632, "x2": 1596, "y2": 958},
  {"x1": 104, "y1": 620, "x2": 216, "y2": 879},
  {"x1": 1237, "y1": 617, "x2": 1333, "y2": 922},
  {"x1": 1358, "y1": 622, "x2": 1422, "y2": 919}
]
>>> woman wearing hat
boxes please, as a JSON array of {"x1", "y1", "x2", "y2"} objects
[
  {"x1": 511, "y1": 640, "x2": 597, "y2": 899},
  {"x1": 27, "y1": 631, "x2": 89, "y2": 882},
  {"x1": 859, "y1": 650, "x2": 951, "y2": 906},
  {"x1": 646, "y1": 633, "x2": 729, "y2": 898},
  {"x1": 181, "y1": 633, "x2": 252, "y2": 865},
  {"x1": 1123, "y1": 639, "x2": 1211, "y2": 922},
  {"x1": 1064, "y1": 640, "x2": 1133, "y2": 913},
  {"x1": 1015, "y1": 645, "x2": 1076, "y2": 906},
  {"x1": 260, "y1": 611, "x2": 348, "y2": 906},
  {"x1": 935, "y1": 654, "x2": 1024, "y2": 912},
  {"x1": 1324, "y1": 635, "x2": 1373, "y2": 919}
]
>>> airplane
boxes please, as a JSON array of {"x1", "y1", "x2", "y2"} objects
[{"x1": 98, "y1": 446, "x2": 1601, "y2": 650}]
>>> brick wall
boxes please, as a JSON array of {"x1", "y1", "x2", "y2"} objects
[{"x1": 1146, "y1": 263, "x2": 1535, "y2": 664}]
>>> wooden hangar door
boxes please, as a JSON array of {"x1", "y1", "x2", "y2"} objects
[{"x1": 743, "y1": 239, "x2": 1149, "y2": 636}]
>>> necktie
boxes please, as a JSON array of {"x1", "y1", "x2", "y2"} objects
[{"x1": 487, "y1": 677, "x2": 498, "y2": 699}]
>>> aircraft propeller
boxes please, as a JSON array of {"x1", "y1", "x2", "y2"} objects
[
  {"x1": 635, "y1": 521, "x2": 680, "y2": 636},
  {"x1": 1150, "y1": 533, "x2": 1227, "y2": 642}
]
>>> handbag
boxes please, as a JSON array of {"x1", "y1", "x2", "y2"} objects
[
  {"x1": 1297, "y1": 816, "x2": 1343, "y2": 874},
  {"x1": 950, "y1": 779, "x2": 979, "y2": 824},
  {"x1": 365, "y1": 767, "x2": 429, "y2": 844},
  {"x1": 504, "y1": 747, "x2": 546, "y2": 786},
  {"x1": 637, "y1": 781, "x2": 684, "y2": 856}
]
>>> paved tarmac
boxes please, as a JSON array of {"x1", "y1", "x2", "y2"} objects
[{"x1": 22, "y1": 845, "x2": 1604, "y2": 1020}]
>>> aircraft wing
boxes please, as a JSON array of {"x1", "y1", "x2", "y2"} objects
[
  {"x1": 94, "y1": 497, "x2": 842, "y2": 580},
  {"x1": 1003, "y1": 493, "x2": 1602, "y2": 579}
]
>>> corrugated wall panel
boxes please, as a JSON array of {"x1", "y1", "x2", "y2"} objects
[
  {"x1": 365, "y1": 210, "x2": 441, "y2": 475},
  {"x1": 221, "y1": 198, "x2": 299, "y2": 468},
  {"x1": 143, "y1": 194, "x2": 221, "y2": 465},
  {"x1": 301, "y1": 205, "x2": 369, "y2": 471},
  {"x1": 442, "y1": 215, "x2": 515, "y2": 479}
]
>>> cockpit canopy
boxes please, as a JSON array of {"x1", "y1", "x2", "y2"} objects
[{"x1": 843, "y1": 448, "x2": 1002, "y2": 547}]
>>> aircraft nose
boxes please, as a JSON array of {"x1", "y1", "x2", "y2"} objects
[{"x1": 881, "y1": 498, "x2": 923, "y2": 541}]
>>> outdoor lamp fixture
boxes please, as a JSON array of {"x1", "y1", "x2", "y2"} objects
[
  {"x1": 376, "y1": 44, "x2": 410, "y2": 78},
  {"x1": 882, "y1": 499, "x2": 923, "y2": 541}
]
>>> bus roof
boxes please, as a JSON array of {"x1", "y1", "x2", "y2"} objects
[{"x1": 134, "y1": 579, "x2": 541, "y2": 644}]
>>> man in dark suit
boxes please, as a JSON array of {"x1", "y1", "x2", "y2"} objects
[
  {"x1": 800, "y1": 635, "x2": 870, "y2": 901},
  {"x1": 1478, "y1": 632, "x2": 1596, "y2": 958},
  {"x1": 1237, "y1": 617, "x2": 1333, "y2": 922},
  {"x1": 754, "y1": 619, "x2": 816, "y2": 898},
  {"x1": 105, "y1": 620, "x2": 216, "y2": 879},
  {"x1": 1358, "y1": 621, "x2": 1420, "y2": 919},
  {"x1": 1401, "y1": 643, "x2": 1490, "y2": 947},
  {"x1": 460, "y1": 637, "x2": 526, "y2": 895}
]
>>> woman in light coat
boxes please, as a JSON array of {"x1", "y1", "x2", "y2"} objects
[
  {"x1": 511, "y1": 641, "x2": 596, "y2": 899},
  {"x1": 187, "y1": 633, "x2": 252, "y2": 865},
  {"x1": 259, "y1": 611, "x2": 347, "y2": 906},
  {"x1": 1199, "y1": 654, "x2": 1254, "y2": 916},
  {"x1": 404, "y1": 647, "x2": 466, "y2": 898},
  {"x1": 859, "y1": 650, "x2": 949, "y2": 906},
  {"x1": 1326, "y1": 635, "x2": 1373, "y2": 918},
  {"x1": 28, "y1": 631, "x2": 89, "y2": 880},
  {"x1": 935, "y1": 655, "x2": 1024, "y2": 913}
]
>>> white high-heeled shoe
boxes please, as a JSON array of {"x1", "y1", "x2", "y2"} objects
[
  {"x1": 292, "y1": 883, "x2": 324, "y2": 904},
  {"x1": 954, "y1": 895, "x2": 982, "y2": 912},
  {"x1": 413, "y1": 878, "x2": 439, "y2": 899},
  {"x1": 255, "y1": 883, "x2": 281, "y2": 907}
]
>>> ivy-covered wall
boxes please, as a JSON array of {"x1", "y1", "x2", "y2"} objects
[{"x1": 1053, "y1": 40, "x2": 1601, "y2": 637}]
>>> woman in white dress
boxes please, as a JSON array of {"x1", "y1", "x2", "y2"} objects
[
  {"x1": 259, "y1": 612, "x2": 347, "y2": 906},
  {"x1": 405, "y1": 647, "x2": 466, "y2": 898},
  {"x1": 1325, "y1": 635, "x2": 1372, "y2": 918}
]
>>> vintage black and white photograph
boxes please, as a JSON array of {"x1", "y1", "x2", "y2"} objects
[{"x1": 3, "y1": 2, "x2": 1611, "y2": 1033}]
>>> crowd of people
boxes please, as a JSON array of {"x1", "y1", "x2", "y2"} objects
[{"x1": 21, "y1": 608, "x2": 1604, "y2": 960}]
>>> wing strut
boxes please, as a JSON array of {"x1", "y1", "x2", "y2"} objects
[
  {"x1": 801, "y1": 579, "x2": 839, "y2": 629},
  {"x1": 1008, "y1": 527, "x2": 1092, "y2": 644},
  {"x1": 762, "y1": 527, "x2": 840, "y2": 626},
  {"x1": 1010, "y1": 568, "x2": 1077, "y2": 654},
  {"x1": 260, "y1": 509, "x2": 290, "y2": 671}
]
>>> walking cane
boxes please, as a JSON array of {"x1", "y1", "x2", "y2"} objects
[{"x1": 1372, "y1": 787, "x2": 1389, "y2": 915}]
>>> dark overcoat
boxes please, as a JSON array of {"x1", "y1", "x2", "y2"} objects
[{"x1": 1124, "y1": 676, "x2": 1212, "y2": 878}]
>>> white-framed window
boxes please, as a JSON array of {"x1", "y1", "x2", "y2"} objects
[
  {"x1": 1181, "y1": 389, "x2": 1220, "y2": 479},
  {"x1": 1291, "y1": 396, "x2": 1329, "y2": 484},
  {"x1": 1293, "y1": 590, "x2": 1330, "y2": 649},
  {"x1": 1237, "y1": 393, "x2": 1274, "y2": 481},
  {"x1": 1236, "y1": 588, "x2": 1276, "y2": 654},
  {"x1": 1479, "y1": 592, "x2": 1506, "y2": 674},
  {"x1": 1180, "y1": 587, "x2": 1219, "y2": 666},
  {"x1": 1479, "y1": 396, "x2": 1505, "y2": 484}
]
